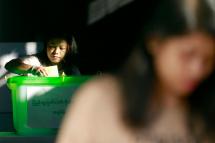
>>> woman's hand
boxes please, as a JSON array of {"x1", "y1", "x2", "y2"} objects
[{"x1": 29, "y1": 66, "x2": 48, "y2": 76}]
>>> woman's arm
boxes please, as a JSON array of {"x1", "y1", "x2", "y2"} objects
[
  {"x1": 5, "y1": 58, "x2": 33, "y2": 75},
  {"x1": 5, "y1": 58, "x2": 48, "y2": 76}
]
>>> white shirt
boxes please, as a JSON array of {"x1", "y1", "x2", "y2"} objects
[{"x1": 21, "y1": 55, "x2": 42, "y2": 67}]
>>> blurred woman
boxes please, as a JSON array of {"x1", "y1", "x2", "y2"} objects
[{"x1": 56, "y1": 0, "x2": 215, "y2": 142}]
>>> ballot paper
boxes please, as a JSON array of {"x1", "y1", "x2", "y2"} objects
[{"x1": 45, "y1": 65, "x2": 59, "y2": 77}]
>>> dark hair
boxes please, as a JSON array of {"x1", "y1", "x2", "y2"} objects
[
  {"x1": 37, "y1": 35, "x2": 79, "y2": 75},
  {"x1": 140, "y1": 0, "x2": 215, "y2": 43},
  {"x1": 44, "y1": 35, "x2": 78, "y2": 55},
  {"x1": 119, "y1": 0, "x2": 215, "y2": 135}
]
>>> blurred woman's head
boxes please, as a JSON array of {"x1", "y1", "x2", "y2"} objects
[
  {"x1": 121, "y1": 0, "x2": 215, "y2": 130},
  {"x1": 149, "y1": 32, "x2": 215, "y2": 96},
  {"x1": 139, "y1": 0, "x2": 215, "y2": 96}
]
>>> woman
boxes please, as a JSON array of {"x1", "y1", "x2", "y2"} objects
[
  {"x1": 56, "y1": 0, "x2": 215, "y2": 142},
  {"x1": 5, "y1": 36, "x2": 80, "y2": 76}
]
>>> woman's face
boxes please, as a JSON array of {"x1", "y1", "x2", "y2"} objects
[
  {"x1": 151, "y1": 32, "x2": 215, "y2": 96},
  {"x1": 47, "y1": 40, "x2": 68, "y2": 64}
]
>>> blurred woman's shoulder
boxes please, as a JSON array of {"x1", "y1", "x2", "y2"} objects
[
  {"x1": 73, "y1": 73, "x2": 122, "y2": 104},
  {"x1": 56, "y1": 74, "x2": 136, "y2": 143}
]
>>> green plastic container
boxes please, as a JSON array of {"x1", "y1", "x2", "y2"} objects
[{"x1": 7, "y1": 76, "x2": 91, "y2": 136}]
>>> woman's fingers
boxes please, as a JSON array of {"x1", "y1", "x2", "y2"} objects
[
  {"x1": 40, "y1": 68, "x2": 48, "y2": 77},
  {"x1": 35, "y1": 66, "x2": 48, "y2": 76}
]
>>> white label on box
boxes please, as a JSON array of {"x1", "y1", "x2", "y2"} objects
[{"x1": 27, "y1": 85, "x2": 78, "y2": 128}]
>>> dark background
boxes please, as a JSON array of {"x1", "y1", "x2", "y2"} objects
[
  {"x1": 0, "y1": 0, "x2": 157, "y2": 74},
  {"x1": 0, "y1": 0, "x2": 159, "y2": 131}
]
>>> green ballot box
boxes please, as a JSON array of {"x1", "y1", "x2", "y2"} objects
[{"x1": 7, "y1": 76, "x2": 91, "y2": 136}]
